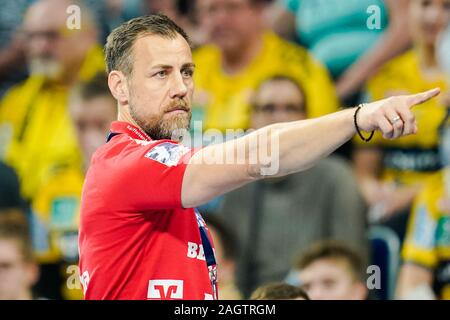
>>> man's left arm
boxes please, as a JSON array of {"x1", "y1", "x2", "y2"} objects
[{"x1": 181, "y1": 89, "x2": 441, "y2": 208}]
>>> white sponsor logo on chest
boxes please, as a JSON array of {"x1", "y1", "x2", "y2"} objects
[{"x1": 147, "y1": 279, "x2": 184, "y2": 299}]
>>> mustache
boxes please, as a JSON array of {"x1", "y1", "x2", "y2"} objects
[{"x1": 165, "y1": 100, "x2": 190, "y2": 113}]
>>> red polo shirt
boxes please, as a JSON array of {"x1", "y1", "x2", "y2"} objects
[{"x1": 78, "y1": 121, "x2": 217, "y2": 300}]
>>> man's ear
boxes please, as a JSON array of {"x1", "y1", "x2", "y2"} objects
[{"x1": 108, "y1": 71, "x2": 129, "y2": 105}]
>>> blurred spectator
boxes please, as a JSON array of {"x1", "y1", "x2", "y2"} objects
[
  {"x1": 396, "y1": 168, "x2": 450, "y2": 300},
  {"x1": 0, "y1": 208, "x2": 39, "y2": 300},
  {"x1": 250, "y1": 282, "x2": 310, "y2": 300},
  {"x1": 0, "y1": 161, "x2": 25, "y2": 210},
  {"x1": 143, "y1": 0, "x2": 181, "y2": 19},
  {"x1": 31, "y1": 73, "x2": 116, "y2": 299},
  {"x1": 131, "y1": 0, "x2": 207, "y2": 48},
  {"x1": 173, "y1": 0, "x2": 210, "y2": 48},
  {"x1": 81, "y1": 0, "x2": 142, "y2": 44},
  {"x1": 203, "y1": 214, "x2": 241, "y2": 299},
  {"x1": 81, "y1": 1, "x2": 118, "y2": 44},
  {"x1": 352, "y1": 0, "x2": 450, "y2": 238},
  {"x1": 291, "y1": 241, "x2": 368, "y2": 300},
  {"x1": 0, "y1": 0, "x2": 105, "y2": 202},
  {"x1": 68, "y1": 73, "x2": 117, "y2": 168},
  {"x1": 216, "y1": 76, "x2": 367, "y2": 297},
  {"x1": 73, "y1": 1, "x2": 207, "y2": 49},
  {"x1": 269, "y1": 0, "x2": 411, "y2": 104},
  {"x1": 193, "y1": 0, "x2": 339, "y2": 133},
  {"x1": 0, "y1": 0, "x2": 33, "y2": 97}
]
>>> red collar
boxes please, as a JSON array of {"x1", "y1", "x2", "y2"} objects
[{"x1": 109, "y1": 121, "x2": 152, "y2": 142}]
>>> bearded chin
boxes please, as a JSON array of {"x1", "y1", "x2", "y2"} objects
[{"x1": 130, "y1": 105, "x2": 191, "y2": 141}]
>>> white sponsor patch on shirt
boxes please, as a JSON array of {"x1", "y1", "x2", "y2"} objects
[
  {"x1": 145, "y1": 142, "x2": 190, "y2": 167},
  {"x1": 133, "y1": 139, "x2": 152, "y2": 146},
  {"x1": 147, "y1": 280, "x2": 184, "y2": 299}
]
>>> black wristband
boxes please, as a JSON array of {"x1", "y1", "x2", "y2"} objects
[{"x1": 354, "y1": 104, "x2": 374, "y2": 142}]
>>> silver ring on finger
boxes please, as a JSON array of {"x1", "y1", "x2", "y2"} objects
[{"x1": 389, "y1": 115, "x2": 401, "y2": 125}]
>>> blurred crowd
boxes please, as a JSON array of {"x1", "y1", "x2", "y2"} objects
[{"x1": 0, "y1": 0, "x2": 450, "y2": 300}]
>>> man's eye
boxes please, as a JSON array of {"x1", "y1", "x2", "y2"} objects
[
  {"x1": 155, "y1": 71, "x2": 167, "y2": 78},
  {"x1": 182, "y1": 69, "x2": 194, "y2": 78}
]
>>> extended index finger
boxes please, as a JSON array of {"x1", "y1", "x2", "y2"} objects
[{"x1": 407, "y1": 88, "x2": 441, "y2": 107}]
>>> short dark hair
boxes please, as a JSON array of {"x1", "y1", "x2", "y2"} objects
[
  {"x1": 0, "y1": 208, "x2": 33, "y2": 262},
  {"x1": 105, "y1": 14, "x2": 191, "y2": 75},
  {"x1": 250, "y1": 282, "x2": 310, "y2": 300},
  {"x1": 294, "y1": 241, "x2": 365, "y2": 282}
]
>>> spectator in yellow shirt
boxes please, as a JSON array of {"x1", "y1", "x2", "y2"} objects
[
  {"x1": 397, "y1": 169, "x2": 450, "y2": 300},
  {"x1": 353, "y1": 0, "x2": 450, "y2": 226},
  {"x1": 0, "y1": 0, "x2": 105, "y2": 201},
  {"x1": 193, "y1": 0, "x2": 339, "y2": 133},
  {"x1": 32, "y1": 73, "x2": 117, "y2": 300}
]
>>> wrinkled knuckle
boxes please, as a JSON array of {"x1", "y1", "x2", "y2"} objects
[{"x1": 394, "y1": 121, "x2": 404, "y2": 129}]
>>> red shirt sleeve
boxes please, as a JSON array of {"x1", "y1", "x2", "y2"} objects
[{"x1": 101, "y1": 139, "x2": 198, "y2": 211}]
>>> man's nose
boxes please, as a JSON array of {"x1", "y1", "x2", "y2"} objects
[{"x1": 169, "y1": 73, "x2": 188, "y2": 99}]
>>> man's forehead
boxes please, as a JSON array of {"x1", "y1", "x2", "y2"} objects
[{"x1": 132, "y1": 34, "x2": 193, "y2": 67}]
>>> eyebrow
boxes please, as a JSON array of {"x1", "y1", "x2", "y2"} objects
[{"x1": 151, "y1": 63, "x2": 196, "y2": 70}]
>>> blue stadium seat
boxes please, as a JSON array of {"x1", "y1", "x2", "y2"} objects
[{"x1": 368, "y1": 226, "x2": 401, "y2": 300}]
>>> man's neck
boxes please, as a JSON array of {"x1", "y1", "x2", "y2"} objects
[
  {"x1": 118, "y1": 108, "x2": 141, "y2": 129},
  {"x1": 221, "y1": 31, "x2": 264, "y2": 76}
]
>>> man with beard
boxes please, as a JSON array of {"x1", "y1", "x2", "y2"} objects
[
  {"x1": 0, "y1": 0, "x2": 105, "y2": 202},
  {"x1": 78, "y1": 14, "x2": 441, "y2": 300}
]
